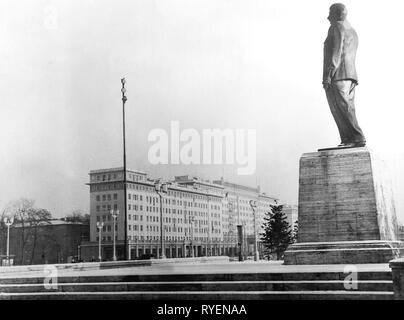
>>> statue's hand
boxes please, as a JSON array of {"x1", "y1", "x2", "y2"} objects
[{"x1": 322, "y1": 79, "x2": 331, "y2": 90}]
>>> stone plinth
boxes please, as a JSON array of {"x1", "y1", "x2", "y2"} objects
[
  {"x1": 284, "y1": 147, "x2": 404, "y2": 265},
  {"x1": 389, "y1": 258, "x2": 404, "y2": 300}
]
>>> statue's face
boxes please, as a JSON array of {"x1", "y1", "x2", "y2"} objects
[{"x1": 327, "y1": 10, "x2": 336, "y2": 23}]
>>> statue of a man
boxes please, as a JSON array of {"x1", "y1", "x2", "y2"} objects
[{"x1": 323, "y1": 3, "x2": 366, "y2": 147}]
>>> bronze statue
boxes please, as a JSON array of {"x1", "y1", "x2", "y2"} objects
[{"x1": 323, "y1": 3, "x2": 366, "y2": 147}]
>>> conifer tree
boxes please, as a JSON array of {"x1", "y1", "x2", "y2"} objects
[{"x1": 260, "y1": 205, "x2": 293, "y2": 260}]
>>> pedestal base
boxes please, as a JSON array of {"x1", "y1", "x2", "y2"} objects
[
  {"x1": 285, "y1": 147, "x2": 403, "y2": 265},
  {"x1": 284, "y1": 240, "x2": 404, "y2": 265}
]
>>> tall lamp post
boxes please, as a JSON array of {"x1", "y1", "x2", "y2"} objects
[
  {"x1": 207, "y1": 195, "x2": 211, "y2": 256},
  {"x1": 121, "y1": 78, "x2": 128, "y2": 261},
  {"x1": 110, "y1": 209, "x2": 119, "y2": 261},
  {"x1": 96, "y1": 221, "x2": 104, "y2": 262},
  {"x1": 189, "y1": 215, "x2": 195, "y2": 258},
  {"x1": 249, "y1": 200, "x2": 259, "y2": 261},
  {"x1": 3, "y1": 216, "x2": 14, "y2": 266},
  {"x1": 155, "y1": 181, "x2": 169, "y2": 259}
]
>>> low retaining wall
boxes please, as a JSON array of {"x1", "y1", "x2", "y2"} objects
[{"x1": 0, "y1": 256, "x2": 230, "y2": 275}]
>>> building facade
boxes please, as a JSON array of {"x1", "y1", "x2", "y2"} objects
[
  {"x1": 81, "y1": 167, "x2": 295, "y2": 261},
  {"x1": 0, "y1": 220, "x2": 89, "y2": 265}
]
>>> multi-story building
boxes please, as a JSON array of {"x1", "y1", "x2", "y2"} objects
[{"x1": 80, "y1": 167, "x2": 295, "y2": 261}]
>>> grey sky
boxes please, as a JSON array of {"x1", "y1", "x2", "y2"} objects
[{"x1": 1, "y1": 0, "x2": 404, "y2": 223}]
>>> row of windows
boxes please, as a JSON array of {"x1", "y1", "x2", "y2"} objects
[
  {"x1": 125, "y1": 235, "x2": 223, "y2": 242},
  {"x1": 127, "y1": 193, "x2": 222, "y2": 209},
  {"x1": 96, "y1": 224, "x2": 118, "y2": 232},
  {"x1": 96, "y1": 173, "x2": 119, "y2": 182},
  {"x1": 96, "y1": 194, "x2": 118, "y2": 201},
  {"x1": 96, "y1": 235, "x2": 226, "y2": 242},
  {"x1": 96, "y1": 204, "x2": 118, "y2": 212},
  {"x1": 96, "y1": 222, "x2": 222, "y2": 235}
]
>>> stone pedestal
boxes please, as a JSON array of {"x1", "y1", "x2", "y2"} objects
[
  {"x1": 389, "y1": 258, "x2": 404, "y2": 299},
  {"x1": 284, "y1": 147, "x2": 404, "y2": 265}
]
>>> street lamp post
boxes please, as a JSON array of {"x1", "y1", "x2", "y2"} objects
[
  {"x1": 3, "y1": 216, "x2": 14, "y2": 266},
  {"x1": 96, "y1": 221, "x2": 104, "y2": 262},
  {"x1": 110, "y1": 209, "x2": 119, "y2": 261},
  {"x1": 155, "y1": 181, "x2": 169, "y2": 259},
  {"x1": 249, "y1": 200, "x2": 259, "y2": 261},
  {"x1": 207, "y1": 195, "x2": 211, "y2": 256},
  {"x1": 121, "y1": 78, "x2": 128, "y2": 261},
  {"x1": 188, "y1": 212, "x2": 195, "y2": 258}
]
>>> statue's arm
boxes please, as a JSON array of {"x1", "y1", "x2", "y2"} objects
[{"x1": 323, "y1": 26, "x2": 343, "y2": 88}]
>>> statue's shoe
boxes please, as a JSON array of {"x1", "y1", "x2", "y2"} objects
[
  {"x1": 354, "y1": 141, "x2": 366, "y2": 147},
  {"x1": 338, "y1": 141, "x2": 366, "y2": 148}
]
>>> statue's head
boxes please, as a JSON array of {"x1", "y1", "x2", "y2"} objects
[{"x1": 328, "y1": 3, "x2": 347, "y2": 23}]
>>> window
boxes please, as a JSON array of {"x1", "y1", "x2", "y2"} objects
[
  {"x1": 113, "y1": 193, "x2": 117, "y2": 200},
  {"x1": 96, "y1": 195, "x2": 100, "y2": 201}
]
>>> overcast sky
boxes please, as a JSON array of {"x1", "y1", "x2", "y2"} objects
[{"x1": 1, "y1": 0, "x2": 404, "y2": 223}]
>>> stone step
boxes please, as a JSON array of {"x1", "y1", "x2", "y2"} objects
[
  {"x1": 0, "y1": 280, "x2": 393, "y2": 293},
  {"x1": 0, "y1": 290, "x2": 394, "y2": 300},
  {"x1": 0, "y1": 271, "x2": 392, "y2": 285}
]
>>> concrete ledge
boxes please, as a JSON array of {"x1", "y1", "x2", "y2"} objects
[
  {"x1": 284, "y1": 241, "x2": 404, "y2": 265},
  {"x1": 0, "y1": 256, "x2": 229, "y2": 275}
]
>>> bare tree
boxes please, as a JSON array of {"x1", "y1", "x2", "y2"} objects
[
  {"x1": 3, "y1": 199, "x2": 52, "y2": 264},
  {"x1": 29, "y1": 208, "x2": 52, "y2": 264}
]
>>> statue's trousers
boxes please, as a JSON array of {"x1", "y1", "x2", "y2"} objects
[{"x1": 325, "y1": 80, "x2": 365, "y2": 144}]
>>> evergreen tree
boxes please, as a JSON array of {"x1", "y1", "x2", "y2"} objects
[
  {"x1": 260, "y1": 205, "x2": 293, "y2": 260},
  {"x1": 291, "y1": 220, "x2": 299, "y2": 243}
]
